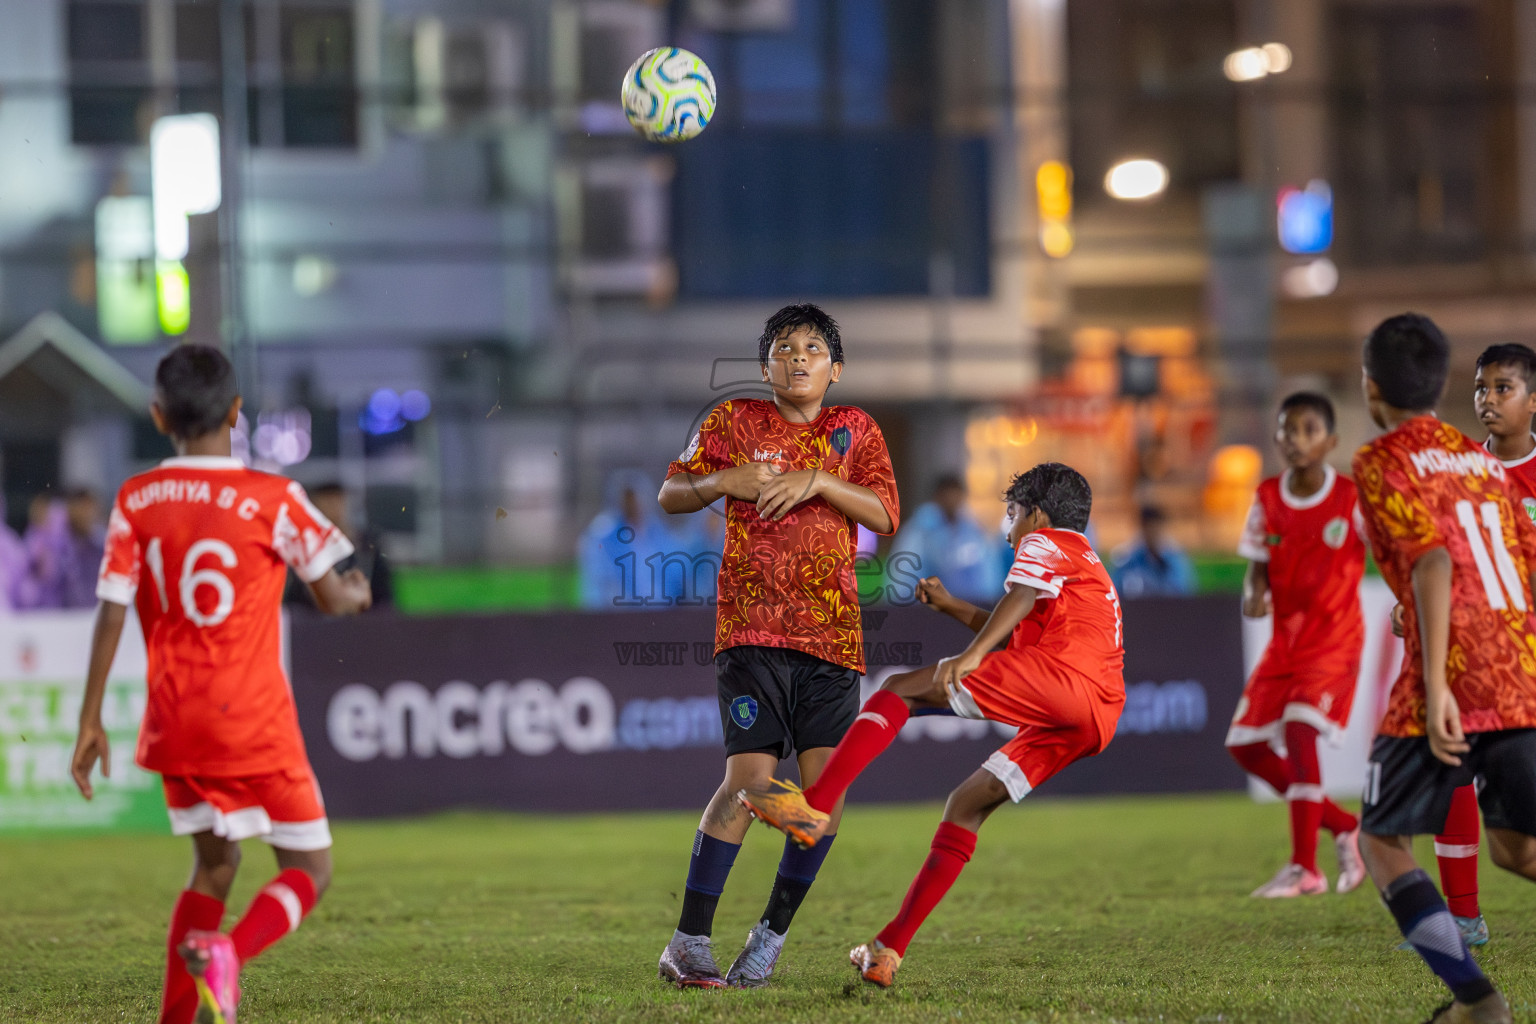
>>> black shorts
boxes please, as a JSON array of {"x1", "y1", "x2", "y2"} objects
[
  {"x1": 716, "y1": 645, "x2": 861, "y2": 759},
  {"x1": 1361, "y1": 729, "x2": 1536, "y2": 838}
]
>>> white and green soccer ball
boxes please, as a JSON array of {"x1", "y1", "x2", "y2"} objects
[{"x1": 621, "y1": 47, "x2": 716, "y2": 143}]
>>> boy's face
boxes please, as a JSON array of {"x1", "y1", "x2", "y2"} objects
[
  {"x1": 1474, "y1": 362, "x2": 1536, "y2": 439},
  {"x1": 1275, "y1": 406, "x2": 1336, "y2": 471},
  {"x1": 761, "y1": 325, "x2": 841, "y2": 407},
  {"x1": 1005, "y1": 500, "x2": 1045, "y2": 549}
]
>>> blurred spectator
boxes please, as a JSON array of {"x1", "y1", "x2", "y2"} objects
[
  {"x1": 889, "y1": 474, "x2": 1010, "y2": 604},
  {"x1": 579, "y1": 469, "x2": 690, "y2": 609},
  {"x1": 1110, "y1": 505, "x2": 1196, "y2": 598},
  {"x1": 59, "y1": 489, "x2": 106, "y2": 608},
  {"x1": 0, "y1": 495, "x2": 27, "y2": 613},
  {"x1": 283, "y1": 483, "x2": 393, "y2": 609},
  {"x1": 667, "y1": 503, "x2": 723, "y2": 605},
  {"x1": 21, "y1": 494, "x2": 70, "y2": 609}
]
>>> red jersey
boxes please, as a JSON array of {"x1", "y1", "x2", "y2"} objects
[
  {"x1": 1484, "y1": 435, "x2": 1536, "y2": 526},
  {"x1": 667, "y1": 399, "x2": 899, "y2": 672},
  {"x1": 1353, "y1": 417, "x2": 1536, "y2": 737},
  {"x1": 98, "y1": 457, "x2": 353, "y2": 775},
  {"x1": 1003, "y1": 528, "x2": 1125, "y2": 689},
  {"x1": 1236, "y1": 466, "x2": 1366, "y2": 660}
]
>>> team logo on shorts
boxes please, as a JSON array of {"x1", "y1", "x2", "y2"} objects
[
  {"x1": 1322, "y1": 516, "x2": 1349, "y2": 550},
  {"x1": 1524, "y1": 497, "x2": 1536, "y2": 524},
  {"x1": 831, "y1": 426, "x2": 852, "y2": 455},
  {"x1": 730, "y1": 695, "x2": 758, "y2": 729}
]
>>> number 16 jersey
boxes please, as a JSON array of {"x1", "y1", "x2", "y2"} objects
[
  {"x1": 98, "y1": 456, "x2": 353, "y2": 776},
  {"x1": 1353, "y1": 416, "x2": 1536, "y2": 738}
]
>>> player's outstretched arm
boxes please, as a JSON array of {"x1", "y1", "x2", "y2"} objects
[
  {"x1": 934, "y1": 584, "x2": 1037, "y2": 695},
  {"x1": 1241, "y1": 560, "x2": 1271, "y2": 618},
  {"x1": 1411, "y1": 546, "x2": 1465, "y2": 766},
  {"x1": 308, "y1": 567, "x2": 374, "y2": 616},
  {"x1": 70, "y1": 600, "x2": 127, "y2": 800},
  {"x1": 659, "y1": 464, "x2": 779, "y2": 513},
  {"x1": 917, "y1": 576, "x2": 989, "y2": 632}
]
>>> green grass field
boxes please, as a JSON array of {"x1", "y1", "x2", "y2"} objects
[{"x1": 1, "y1": 793, "x2": 1531, "y2": 1023}]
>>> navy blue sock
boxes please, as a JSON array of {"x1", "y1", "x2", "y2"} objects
[
  {"x1": 1383, "y1": 869, "x2": 1494, "y2": 1005},
  {"x1": 759, "y1": 834, "x2": 837, "y2": 935},
  {"x1": 677, "y1": 830, "x2": 740, "y2": 937}
]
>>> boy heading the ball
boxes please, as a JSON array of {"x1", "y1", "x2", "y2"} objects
[
  {"x1": 655, "y1": 303, "x2": 899, "y2": 988},
  {"x1": 69, "y1": 346, "x2": 373, "y2": 1024},
  {"x1": 1353, "y1": 313, "x2": 1536, "y2": 1024},
  {"x1": 1225, "y1": 392, "x2": 1367, "y2": 898},
  {"x1": 741, "y1": 462, "x2": 1124, "y2": 989}
]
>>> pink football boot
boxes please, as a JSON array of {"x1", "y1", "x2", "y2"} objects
[{"x1": 179, "y1": 930, "x2": 240, "y2": 1024}]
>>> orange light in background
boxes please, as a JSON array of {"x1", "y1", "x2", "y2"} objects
[{"x1": 1035, "y1": 160, "x2": 1074, "y2": 258}]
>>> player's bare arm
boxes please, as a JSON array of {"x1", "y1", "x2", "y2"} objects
[
  {"x1": 659, "y1": 462, "x2": 780, "y2": 513},
  {"x1": 917, "y1": 576, "x2": 990, "y2": 632},
  {"x1": 69, "y1": 599, "x2": 128, "y2": 800},
  {"x1": 934, "y1": 584, "x2": 1038, "y2": 697},
  {"x1": 308, "y1": 567, "x2": 374, "y2": 616},
  {"x1": 1411, "y1": 546, "x2": 1466, "y2": 766},
  {"x1": 1241, "y1": 560, "x2": 1271, "y2": 618},
  {"x1": 755, "y1": 469, "x2": 892, "y2": 532}
]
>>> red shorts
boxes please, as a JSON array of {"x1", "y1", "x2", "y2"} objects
[
  {"x1": 1224, "y1": 640, "x2": 1359, "y2": 749},
  {"x1": 162, "y1": 765, "x2": 331, "y2": 851},
  {"x1": 950, "y1": 647, "x2": 1122, "y2": 802}
]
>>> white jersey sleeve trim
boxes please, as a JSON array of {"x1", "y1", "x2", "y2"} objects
[
  {"x1": 1236, "y1": 498, "x2": 1270, "y2": 562},
  {"x1": 96, "y1": 575, "x2": 136, "y2": 605}
]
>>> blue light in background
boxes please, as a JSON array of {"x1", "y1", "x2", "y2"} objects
[
  {"x1": 361, "y1": 388, "x2": 431, "y2": 435},
  {"x1": 400, "y1": 389, "x2": 431, "y2": 421},
  {"x1": 1277, "y1": 180, "x2": 1333, "y2": 255},
  {"x1": 362, "y1": 388, "x2": 404, "y2": 435}
]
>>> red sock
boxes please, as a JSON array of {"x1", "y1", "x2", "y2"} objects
[
  {"x1": 230, "y1": 869, "x2": 318, "y2": 965},
  {"x1": 803, "y1": 689, "x2": 910, "y2": 814},
  {"x1": 1284, "y1": 723, "x2": 1326, "y2": 873},
  {"x1": 1229, "y1": 741, "x2": 1290, "y2": 795},
  {"x1": 1436, "y1": 784, "x2": 1481, "y2": 918},
  {"x1": 875, "y1": 821, "x2": 977, "y2": 956},
  {"x1": 1319, "y1": 797, "x2": 1358, "y2": 836},
  {"x1": 159, "y1": 890, "x2": 224, "y2": 1024}
]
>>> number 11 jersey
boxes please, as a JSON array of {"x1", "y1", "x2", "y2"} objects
[
  {"x1": 1353, "y1": 416, "x2": 1536, "y2": 738},
  {"x1": 98, "y1": 456, "x2": 353, "y2": 776}
]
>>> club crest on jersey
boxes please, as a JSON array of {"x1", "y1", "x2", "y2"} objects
[
  {"x1": 830, "y1": 426, "x2": 852, "y2": 455},
  {"x1": 1524, "y1": 497, "x2": 1536, "y2": 525},
  {"x1": 730, "y1": 695, "x2": 758, "y2": 729},
  {"x1": 1322, "y1": 516, "x2": 1349, "y2": 550},
  {"x1": 680, "y1": 432, "x2": 700, "y2": 461}
]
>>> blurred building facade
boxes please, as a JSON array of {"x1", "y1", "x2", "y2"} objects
[{"x1": 0, "y1": 0, "x2": 1531, "y2": 567}]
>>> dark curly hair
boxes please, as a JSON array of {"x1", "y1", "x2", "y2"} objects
[
  {"x1": 1004, "y1": 462, "x2": 1092, "y2": 533},
  {"x1": 1363, "y1": 313, "x2": 1449, "y2": 411},
  {"x1": 154, "y1": 344, "x2": 239, "y2": 440},
  {"x1": 757, "y1": 303, "x2": 844, "y2": 366}
]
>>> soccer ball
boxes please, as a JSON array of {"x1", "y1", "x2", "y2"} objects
[{"x1": 621, "y1": 47, "x2": 716, "y2": 143}]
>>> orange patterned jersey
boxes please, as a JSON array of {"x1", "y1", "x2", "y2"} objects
[
  {"x1": 1236, "y1": 466, "x2": 1366, "y2": 662},
  {"x1": 667, "y1": 399, "x2": 898, "y2": 672},
  {"x1": 1353, "y1": 417, "x2": 1536, "y2": 737},
  {"x1": 1484, "y1": 436, "x2": 1536, "y2": 526},
  {"x1": 99, "y1": 457, "x2": 353, "y2": 775}
]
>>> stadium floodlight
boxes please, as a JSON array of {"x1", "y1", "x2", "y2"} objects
[
  {"x1": 150, "y1": 114, "x2": 221, "y2": 260},
  {"x1": 1223, "y1": 43, "x2": 1293, "y2": 82},
  {"x1": 1104, "y1": 158, "x2": 1168, "y2": 201},
  {"x1": 1282, "y1": 257, "x2": 1339, "y2": 299}
]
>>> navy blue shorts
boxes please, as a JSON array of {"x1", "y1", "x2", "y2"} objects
[
  {"x1": 715, "y1": 645, "x2": 860, "y2": 759},
  {"x1": 1362, "y1": 729, "x2": 1536, "y2": 838}
]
